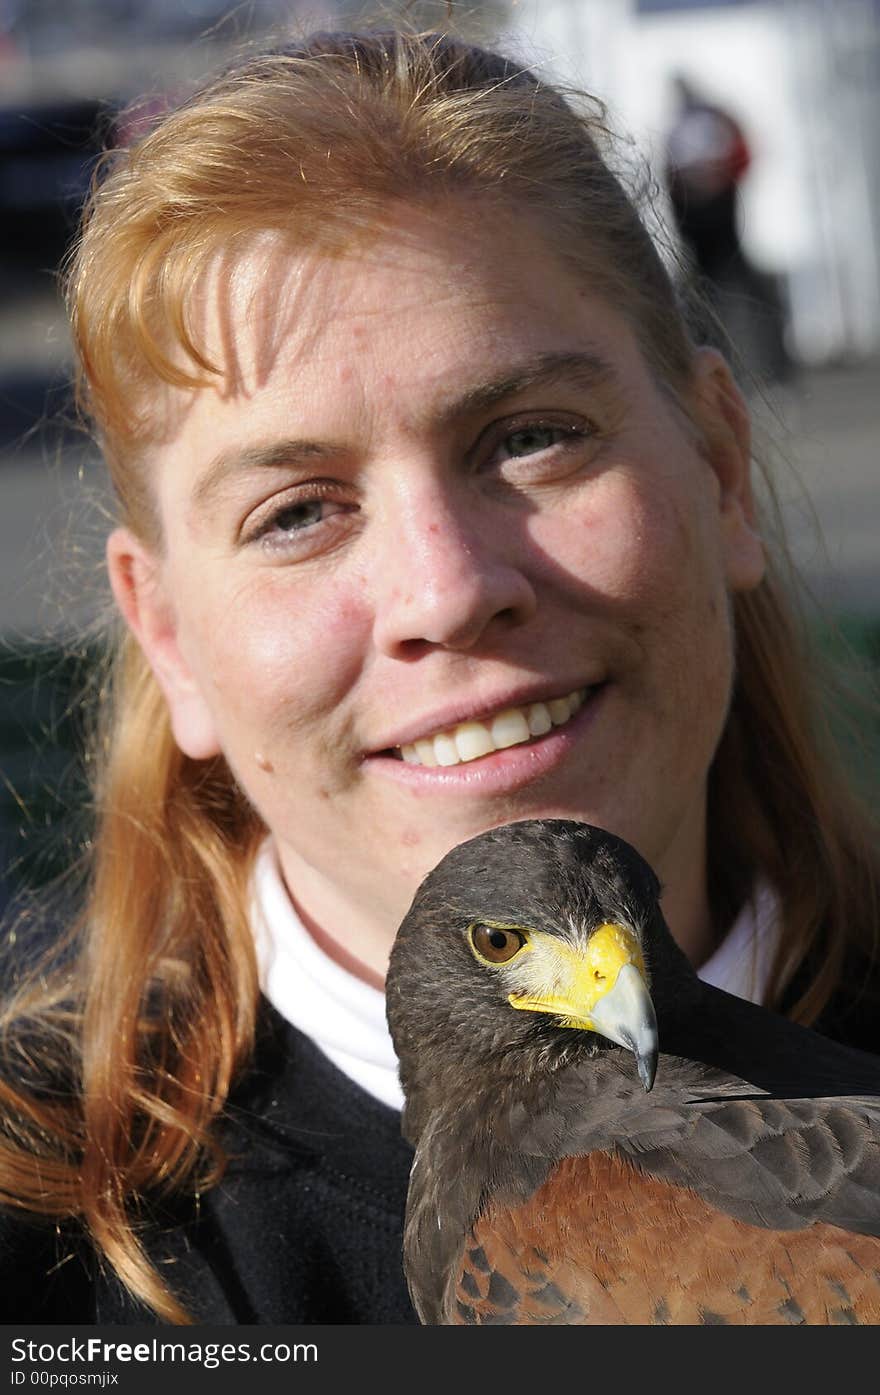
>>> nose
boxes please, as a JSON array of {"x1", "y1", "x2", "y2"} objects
[{"x1": 371, "y1": 487, "x2": 537, "y2": 657}]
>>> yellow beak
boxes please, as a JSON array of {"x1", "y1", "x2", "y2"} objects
[{"x1": 507, "y1": 922, "x2": 658, "y2": 1090}]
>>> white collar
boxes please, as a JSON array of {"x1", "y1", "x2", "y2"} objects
[
  {"x1": 251, "y1": 840, "x2": 405, "y2": 1110},
  {"x1": 250, "y1": 839, "x2": 779, "y2": 1113},
  {"x1": 696, "y1": 881, "x2": 779, "y2": 1004}
]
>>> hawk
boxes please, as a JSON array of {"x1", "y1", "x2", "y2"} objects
[{"x1": 386, "y1": 819, "x2": 880, "y2": 1324}]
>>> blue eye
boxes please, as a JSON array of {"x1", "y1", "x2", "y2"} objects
[
  {"x1": 503, "y1": 425, "x2": 567, "y2": 457},
  {"x1": 482, "y1": 417, "x2": 593, "y2": 482},
  {"x1": 245, "y1": 489, "x2": 356, "y2": 558},
  {"x1": 270, "y1": 500, "x2": 326, "y2": 533}
]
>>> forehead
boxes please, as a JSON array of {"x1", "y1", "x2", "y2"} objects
[
  {"x1": 180, "y1": 205, "x2": 642, "y2": 399},
  {"x1": 149, "y1": 202, "x2": 673, "y2": 511}
]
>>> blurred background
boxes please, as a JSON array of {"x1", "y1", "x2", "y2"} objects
[{"x1": 1, "y1": 0, "x2": 878, "y2": 895}]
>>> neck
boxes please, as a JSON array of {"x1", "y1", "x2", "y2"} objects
[
  {"x1": 651, "y1": 798, "x2": 717, "y2": 971},
  {"x1": 291, "y1": 892, "x2": 387, "y2": 992},
  {"x1": 275, "y1": 840, "x2": 403, "y2": 987}
]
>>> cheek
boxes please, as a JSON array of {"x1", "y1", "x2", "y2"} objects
[
  {"x1": 536, "y1": 470, "x2": 711, "y2": 609},
  {"x1": 178, "y1": 571, "x2": 372, "y2": 737},
  {"x1": 626, "y1": 487, "x2": 734, "y2": 680},
  {"x1": 535, "y1": 467, "x2": 734, "y2": 703}
]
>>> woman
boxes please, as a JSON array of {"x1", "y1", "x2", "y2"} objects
[{"x1": 1, "y1": 28, "x2": 877, "y2": 1324}]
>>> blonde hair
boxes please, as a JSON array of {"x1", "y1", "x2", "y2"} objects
[{"x1": 1, "y1": 27, "x2": 877, "y2": 1322}]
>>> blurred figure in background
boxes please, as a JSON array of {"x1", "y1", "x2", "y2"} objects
[{"x1": 664, "y1": 74, "x2": 792, "y2": 386}]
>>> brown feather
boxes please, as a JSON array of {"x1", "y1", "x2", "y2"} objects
[{"x1": 451, "y1": 1151, "x2": 880, "y2": 1324}]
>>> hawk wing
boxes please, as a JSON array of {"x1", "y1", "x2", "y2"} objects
[
  {"x1": 444, "y1": 1016, "x2": 880, "y2": 1324},
  {"x1": 450, "y1": 1145, "x2": 880, "y2": 1324},
  {"x1": 410, "y1": 982, "x2": 880, "y2": 1324}
]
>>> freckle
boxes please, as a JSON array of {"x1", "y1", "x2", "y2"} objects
[
  {"x1": 254, "y1": 750, "x2": 274, "y2": 773},
  {"x1": 428, "y1": 523, "x2": 440, "y2": 535}
]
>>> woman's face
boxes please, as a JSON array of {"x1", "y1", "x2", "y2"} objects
[{"x1": 110, "y1": 205, "x2": 764, "y2": 967}]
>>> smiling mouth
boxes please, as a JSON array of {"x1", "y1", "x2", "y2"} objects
[{"x1": 388, "y1": 686, "x2": 591, "y2": 769}]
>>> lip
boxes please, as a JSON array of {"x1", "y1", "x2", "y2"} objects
[
  {"x1": 364, "y1": 683, "x2": 607, "y2": 794},
  {"x1": 366, "y1": 679, "x2": 604, "y2": 755}
]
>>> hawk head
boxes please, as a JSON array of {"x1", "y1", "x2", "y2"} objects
[{"x1": 387, "y1": 820, "x2": 691, "y2": 1138}]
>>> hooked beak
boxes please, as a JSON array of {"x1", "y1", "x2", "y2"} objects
[
  {"x1": 507, "y1": 922, "x2": 659, "y2": 1091},
  {"x1": 588, "y1": 961, "x2": 658, "y2": 1091}
]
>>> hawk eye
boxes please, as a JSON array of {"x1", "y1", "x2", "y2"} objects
[{"x1": 469, "y1": 924, "x2": 528, "y2": 965}]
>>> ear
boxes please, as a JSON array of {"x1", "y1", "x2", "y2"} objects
[
  {"x1": 689, "y1": 347, "x2": 765, "y2": 593},
  {"x1": 106, "y1": 527, "x2": 222, "y2": 760}
]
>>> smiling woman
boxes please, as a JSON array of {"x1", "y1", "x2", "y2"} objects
[
  {"x1": 105, "y1": 206, "x2": 759, "y2": 983},
  {"x1": 1, "y1": 27, "x2": 878, "y2": 1325}
]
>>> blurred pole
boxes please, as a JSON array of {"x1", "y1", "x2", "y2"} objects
[
  {"x1": 784, "y1": 0, "x2": 880, "y2": 361},
  {"x1": 828, "y1": 0, "x2": 880, "y2": 355}
]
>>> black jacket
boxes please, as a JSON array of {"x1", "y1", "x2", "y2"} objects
[{"x1": 2, "y1": 1003, "x2": 417, "y2": 1324}]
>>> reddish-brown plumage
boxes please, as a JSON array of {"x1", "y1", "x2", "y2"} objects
[{"x1": 454, "y1": 1151, "x2": 880, "y2": 1324}]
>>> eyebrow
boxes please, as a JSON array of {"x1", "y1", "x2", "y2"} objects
[
  {"x1": 443, "y1": 349, "x2": 619, "y2": 421},
  {"x1": 191, "y1": 348, "x2": 618, "y2": 507},
  {"x1": 191, "y1": 439, "x2": 338, "y2": 509}
]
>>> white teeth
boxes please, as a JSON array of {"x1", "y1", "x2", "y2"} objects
[
  {"x1": 454, "y1": 722, "x2": 496, "y2": 763},
  {"x1": 395, "y1": 687, "x2": 589, "y2": 769},
  {"x1": 526, "y1": 702, "x2": 553, "y2": 736},
  {"x1": 414, "y1": 738, "x2": 438, "y2": 768},
  {"x1": 433, "y1": 733, "x2": 460, "y2": 767},
  {"x1": 548, "y1": 696, "x2": 572, "y2": 724},
  {"x1": 490, "y1": 708, "x2": 531, "y2": 749}
]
